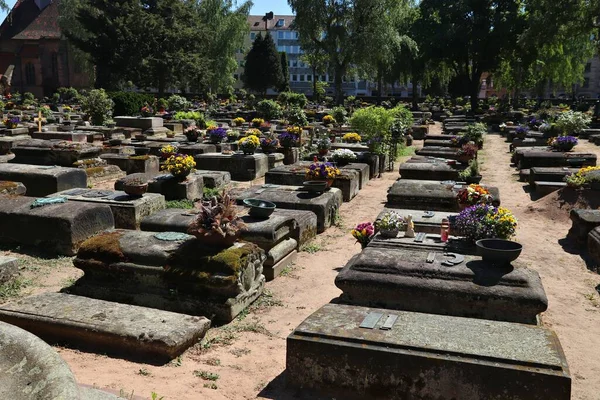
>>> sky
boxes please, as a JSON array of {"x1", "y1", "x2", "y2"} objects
[{"x1": 0, "y1": 0, "x2": 294, "y2": 22}]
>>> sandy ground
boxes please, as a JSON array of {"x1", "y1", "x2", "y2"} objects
[{"x1": 3, "y1": 125, "x2": 600, "y2": 399}]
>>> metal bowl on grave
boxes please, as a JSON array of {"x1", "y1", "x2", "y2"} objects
[
  {"x1": 243, "y1": 198, "x2": 276, "y2": 218},
  {"x1": 476, "y1": 239, "x2": 523, "y2": 266},
  {"x1": 302, "y1": 181, "x2": 328, "y2": 193}
]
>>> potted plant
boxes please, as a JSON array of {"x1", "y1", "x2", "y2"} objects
[
  {"x1": 279, "y1": 131, "x2": 300, "y2": 149},
  {"x1": 331, "y1": 149, "x2": 357, "y2": 166},
  {"x1": 459, "y1": 159, "x2": 482, "y2": 184},
  {"x1": 187, "y1": 191, "x2": 246, "y2": 247},
  {"x1": 316, "y1": 137, "x2": 331, "y2": 156},
  {"x1": 208, "y1": 127, "x2": 227, "y2": 144},
  {"x1": 3, "y1": 116, "x2": 19, "y2": 129},
  {"x1": 322, "y1": 115, "x2": 336, "y2": 127},
  {"x1": 376, "y1": 211, "x2": 407, "y2": 238},
  {"x1": 233, "y1": 117, "x2": 245, "y2": 127},
  {"x1": 163, "y1": 153, "x2": 196, "y2": 179},
  {"x1": 450, "y1": 204, "x2": 517, "y2": 243},
  {"x1": 251, "y1": 118, "x2": 264, "y2": 128},
  {"x1": 548, "y1": 135, "x2": 578, "y2": 152},
  {"x1": 140, "y1": 104, "x2": 154, "y2": 117},
  {"x1": 259, "y1": 121, "x2": 272, "y2": 133},
  {"x1": 351, "y1": 222, "x2": 374, "y2": 249},
  {"x1": 122, "y1": 177, "x2": 148, "y2": 197},
  {"x1": 457, "y1": 142, "x2": 478, "y2": 163},
  {"x1": 159, "y1": 144, "x2": 178, "y2": 159},
  {"x1": 305, "y1": 161, "x2": 340, "y2": 187},
  {"x1": 184, "y1": 127, "x2": 202, "y2": 143},
  {"x1": 515, "y1": 125, "x2": 529, "y2": 139},
  {"x1": 238, "y1": 134, "x2": 260, "y2": 155},
  {"x1": 260, "y1": 133, "x2": 280, "y2": 154},
  {"x1": 227, "y1": 130, "x2": 240, "y2": 142},
  {"x1": 456, "y1": 184, "x2": 493, "y2": 209},
  {"x1": 157, "y1": 98, "x2": 168, "y2": 113},
  {"x1": 342, "y1": 132, "x2": 362, "y2": 144}
]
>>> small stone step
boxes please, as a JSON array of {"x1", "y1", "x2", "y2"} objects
[
  {"x1": 0, "y1": 293, "x2": 210, "y2": 362},
  {"x1": 534, "y1": 181, "x2": 567, "y2": 196}
]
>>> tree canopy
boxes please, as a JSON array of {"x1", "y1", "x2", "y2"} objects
[{"x1": 243, "y1": 32, "x2": 284, "y2": 94}]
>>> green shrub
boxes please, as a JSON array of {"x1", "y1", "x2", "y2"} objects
[
  {"x1": 81, "y1": 89, "x2": 114, "y2": 126},
  {"x1": 173, "y1": 111, "x2": 206, "y2": 128},
  {"x1": 57, "y1": 87, "x2": 81, "y2": 103},
  {"x1": 167, "y1": 95, "x2": 190, "y2": 112},
  {"x1": 331, "y1": 106, "x2": 348, "y2": 126},
  {"x1": 556, "y1": 111, "x2": 591, "y2": 135},
  {"x1": 285, "y1": 107, "x2": 308, "y2": 127},
  {"x1": 109, "y1": 92, "x2": 154, "y2": 116},
  {"x1": 256, "y1": 99, "x2": 282, "y2": 121},
  {"x1": 278, "y1": 92, "x2": 308, "y2": 109}
]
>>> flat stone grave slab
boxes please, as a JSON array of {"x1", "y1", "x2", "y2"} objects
[
  {"x1": 424, "y1": 134, "x2": 454, "y2": 141},
  {"x1": 0, "y1": 181, "x2": 26, "y2": 196},
  {"x1": 399, "y1": 159, "x2": 463, "y2": 181},
  {"x1": 387, "y1": 179, "x2": 501, "y2": 211},
  {"x1": 335, "y1": 246, "x2": 546, "y2": 324},
  {"x1": 0, "y1": 164, "x2": 87, "y2": 196},
  {"x1": 0, "y1": 320, "x2": 81, "y2": 399},
  {"x1": 231, "y1": 184, "x2": 342, "y2": 233},
  {"x1": 356, "y1": 152, "x2": 379, "y2": 179},
  {"x1": 517, "y1": 151, "x2": 597, "y2": 170},
  {"x1": 589, "y1": 227, "x2": 600, "y2": 272},
  {"x1": 415, "y1": 146, "x2": 464, "y2": 160},
  {"x1": 144, "y1": 142, "x2": 217, "y2": 157},
  {"x1": 116, "y1": 173, "x2": 203, "y2": 201},
  {"x1": 528, "y1": 167, "x2": 578, "y2": 185},
  {"x1": 194, "y1": 153, "x2": 268, "y2": 181},
  {"x1": 100, "y1": 154, "x2": 160, "y2": 175},
  {"x1": 423, "y1": 139, "x2": 458, "y2": 148},
  {"x1": 368, "y1": 231, "x2": 474, "y2": 254},
  {"x1": 0, "y1": 127, "x2": 30, "y2": 136},
  {"x1": 10, "y1": 139, "x2": 102, "y2": 167},
  {"x1": 31, "y1": 130, "x2": 101, "y2": 143},
  {"x1": 115, "y1": 116, "x2": 163, "y2": 130},
  {"x1": 375, "y1": 208, "x2": 458, "y2": 234},
  {"x1": 0, "y1": 197, "x2": 114, "y2": 255},
  {"x1": 265, "y1": 152, "x2": 284, "y2": 169},
  {"x1": 194, "y1": 170, "x2": 231, "y2": 188},
  {"x1": 0, "y1": 293, "x2": 210, "y2": 362},
  {"x1": 287, "y1": 303, "x2": 571, "y2": 400},
  {"x1": 265, "y1": 162, "x2": 363, "y2": 202},
  {"x1": 0, "y1": 135, "x2": 31, "y2": 155},
  {"x1": 568, "y1": 209, "x2": 600, "y2": 247},
  {"x1": 140, "y1": 208, "x2": 307, "y2": 281},
  {"x1": 70, "y1": 230, "x2": 265, "y2": 322},
  {"x1": 49, "y1": 188, "x2": 165, "y2": 229}
]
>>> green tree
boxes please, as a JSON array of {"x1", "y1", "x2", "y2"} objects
[
  {"x1": 280, "y1": 52, "x2": 291, "y2": 92},
  {"x1": 243, "y1": 32, "x2": 283, "y2": 94},
  {"x1": 289, "y1": 0, "x2": 392, "y2": 104},
  {"x1": 300, "y1": 45, "x2": 328, "y2": 100}
]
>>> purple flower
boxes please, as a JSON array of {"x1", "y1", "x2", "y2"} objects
[
  {"x1": 516, "y1": 125, "x2": 529, "y2": 134},
  {"x1": 209, "y1": 128, "x2": 227, "y2": 139}
]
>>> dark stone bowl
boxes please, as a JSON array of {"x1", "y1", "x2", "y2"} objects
[
  {"x1": 303, "y1": 181, "x2": 328, "y2": 193},
  {"x1": 243, "y1": 198, "x2": 276, "y2": 218},
  {"x1": 134, "y1": 147, "x2": 151, "y2": 156},
  {"x1": 476, "y1": 239, "x2": 523, "y2": 265}
]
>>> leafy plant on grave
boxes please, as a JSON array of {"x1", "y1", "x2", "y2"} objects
[
  {"x1": 331, "y1": 106, "x2": 347, "y2": 127},
  {"x1": 256, "y1": 99, "x2": 282, "y2": 121},
  {"x1": 167, "y1": 94, "x2": 190, "y2": 112},
  {"x1": 109, "y1": 91, "x2": 154, "y2": 116},
  {"x1": 284, "y1": 106, "x2": 308, "y2": 127},
  {"x1": 187, "y1": 191, "x2": 246, "y2": 242},
  {"x1": 555, "y1": 111, "x2": 591, "y2": 135},
  {"x1": 81, "y1": 89, "x2": 114, "y2": 126},
  {"x1": 459, "y1": 159, "x2": 481, "y2": 179}
]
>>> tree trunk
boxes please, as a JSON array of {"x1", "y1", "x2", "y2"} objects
[
  {"x1": 411, "y1": 72, "x2": 419, "y2": 110},
  {"x1": 158, "y1": 73, "x2": 166, "y2": 99},
  {"x1": 377, "y1": 71, "x2": 383, "y2": 104},
  {"x1": 312, "y1": 66, "x2": 317, "y2": 101},
  {"x1": 334, "y1": 65, "x2": 344, "y2": 105}
]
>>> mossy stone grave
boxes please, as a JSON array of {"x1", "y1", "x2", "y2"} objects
[
  {"x1": 100, "y1": 153, "x2": 160, "y2": 175},
  {"x1": 10, "y1": 139, "x2": 102, "y2": 167}
]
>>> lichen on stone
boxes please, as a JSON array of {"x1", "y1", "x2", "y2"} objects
[
  {"x1": 0, "y1": 181, "x2": 18, "y2": 193},
  {"x1": 85, "y1": 167, "x2": 106, "y2": 177},
  {"x1": 129, "y1": 155, "x2": 151, "y2": 161},
  {"x1": 77, "y1": 231, "x2": 127, "y2": 264}
]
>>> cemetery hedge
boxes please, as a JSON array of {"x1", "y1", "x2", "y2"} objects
[{"x1": 109, "y1": 92, "x2": 156, "y2": 117}]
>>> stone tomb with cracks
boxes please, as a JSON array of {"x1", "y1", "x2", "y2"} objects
[
  {"x1": 399, "y1": 157, "x2": 464, "y2": 181},
  {"x1": 69, "y1": 230, "x2": 265, "y2": 322},
  {"x1": 194, "y1": 153, "x2": 269, "y2": 181},
  {"x1": 10, "y1": 139, "x2": 102, "y2": 167}
]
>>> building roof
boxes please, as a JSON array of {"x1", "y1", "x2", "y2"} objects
[
  {"x1": 0, "y1": 0, "x2": 61, "y2": 41},
  {"x1": 248, "y1": 15, "x2": 295, "y2": 32}
]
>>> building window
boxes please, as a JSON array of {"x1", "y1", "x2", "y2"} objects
[
  {"x1": 300, "y1": 75, "x2": 305, "y2": 82},
  {"x1": 278, "y1": 31, "x2": 284, "y2": 39},
  {"x1": 292, "y1": 60, "x2": 298, "y2": 67},
  {"x1": 294, "y1": 31, "x2": 299, "y2": 39},
  {"x1": 321, "y1": 75, "x2": 326, "y2": 82},
  {"x1": 250, "y1": 32, "x2": 256, "y2": 40},
  {"x1": 307, "y1": 75, "x2": 312, "y2": 81},
  {"x1": 328, "y1": 75, "x2": 334, "y2": 82},
  {"x1": 292, "y1": 74, "x2": 298, "y2": 82},
  {"x1": 585, "y1": 63, "x2": 592, "y2": 73},
  {"x1": 276, "y1": 19, "x2": 285, "y2": 27},
  {"x1": 25, "y1": 63, "x2": 35, "y2": 85}
]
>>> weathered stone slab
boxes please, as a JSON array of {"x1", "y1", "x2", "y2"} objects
[
  {"x1": 423, "y1": 139, "x2": 458, "y2": 148},
  {"x1": 265, "y1": 152, "x2": 284, "y2": 169},
  {"x1": 30, "y1": 130, "x2": 101, "y2": 143},
  {"x1": 0, "y1": 293, "x2": 210, "y2": 361},
  {"x1": 518, "y1": 151, "x2": 597, "y2": 170},
  {"x1": 287, "y1": 303, "x2": 571, "y2": 400},
  {"x1": 528, "y1": 167, "x2": 580, "y2": 185},
  {"x1": 589, "y1": 227, "x2": 600, "y2": 272},
  {"x1": 264, "y1": 162, "x2": 363, "y2": 201},
  {"x1": 194, "y1": 153, "x2": 269, "y2": 181},
  {"x1": 569, "y1": 209, "x2": 600, "y2": 247},
  {"x1": 194, "y1": 170, "x2": 231, "y2": 188},
  {"x1": 0, "y1": 256, "x2": 18, "y2": 285},
  {"x1": 534, "y1": 181, "x2": 567, "y2": 196},
  {"x1": 115, "y1": 116, "x2": 163, "y2": 130},
  {"x1": 0, "y1": 197, "x2": 114, "y2": 255},
  {"x1": 100, "y1": 154, "x2": 160, "y2": 175},
  {"x1": 415, "y1": 146, "x2": 464, "y2": 160},
  {"x1": 356, "y1": 152, "x2": 379, "y2": 179},
  {"x1": 399, "y1": 160, "x2": 462, "y2": 181},
  {"x1": 335, "y1": 246, "x2": 546, "y2": 324},
  {"x1": 232, "y1": 184, "x2": 341, "y2": 233},
  {"x1": 375, "y1": 208, "x2": 458, "y2": 234},
  {"x1": 10, "y1": 140, "x2": 102, "y2": 167},
  {"x1": 424, "y1": 134, "x2": 454, "y2": 141},
  {"x1": 71, "y1": 230, "x2": 265, "y2": 322},
  {"x1": 144, "y1": 142, "x2": 217, "y2": 157},
  {"x1": 0, "y1": 135, "x2": 31, "y2": 155},
  {"x1": 86, "y1": 165, "x2": 126, "y2": 185},
  {"x1": 0, "y1": 320, "x2": 81, "y2": 399},
  {"x1": 0, "y1": 164, "x2": 87, "y2": 197},
  {"x1": 49, "y1": 189, "x2": 165, "y2": 229},
  {"x1": 0, "y1": 181, "x2": 26, "y2": 196},
  {"x1": 387, "y1": 179, "x2": 501, "y2": 211}
]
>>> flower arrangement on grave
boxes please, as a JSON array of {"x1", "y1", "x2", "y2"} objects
[
  {"x1": 187, "y1": 190, "x2": 246, "y2": 247},
  {"x1": 322, "y1": 115, "x2": 336, "y2": 126},
  {"x1": 331, "y1": 149, "x2": 357, "y2": 166},
  {"x1": 38, "y1": 105, "x2": 52, "y2": 119},
  {"x1": 163, "y1": 153, "x2": 196, "y2": 179},
  {"x1": 245, "y1": 128, "x2": 261, "y2": 137},
  {"x1": 351, "y1": 222, "x2": 374, "y2": 249},
  {"x1": 251, "y1": 118, "x2": 264, "y2": 128},
  {"x1": 456, "y1": 184, "x2": 493, "y2": 207},
  {"x1": 238, "y1": 134, "x2": 260, "y2": 154},
  {"x1": 159, "y1": 144, "x2": 178, "y2": 159},
  {"x1": 63, "y1": 106, "x2": 72, "y2": 113},
  {"x1": 140, "y1": 104, "x2": 154, "y2": 117},
  {"x1": 260, "y1": 133, "x2": 280, "y2": 153},
  {"x1": 457, "y1": 142, "x2": 478, "y2": 161},
  {"x1": 515, "y1": 125, "x2": 529, "y2": 137},
  {"x1": 287, "y1": 126, "x2": 303, "y2": 136},
  {"x1": 259, "y1": 121, "x2": 272, "y2": 131},
  {"x1": 279, "y1": 132, "x2": 300, "y2": 148},
  {"x1": 305, "y1": 161, "x2": 340, "y2": 183},
  {"x1": 556, "y1": 110, "x2": 591, "y2": 135},
  {"x1": 528, "y1": 116, "x2": 543, "y2": 130},
  {"x1": 208, "y1": 127, "x2": 228, "y2": 144},
  {"x1": 316, "y1": 137, "x2": 332, "y2": 155},
  {"x1": 342, "y1": 132, "x2": 361, "y2": 143},
  {"x1": 459, "y1": 159, "x2": 482, "y2": 184},
  {"x1": 565, "y1": 166, "x2": 600, "y2": 188},
  {"x1": 375, "y1": 211, "x2": 407, "y2": 237},
  {"x1": 227, "y1": 129, "x2": 240, "y2": 142},
  {"x1": 233, "y1": 117, "x2": 245, "y2": 127},
  {"x1": 548, "y1": 135, "x2": 578, "y2": 152},
  {"x1": 3, "y1": 116, "x2": 19, "y2": 129},
  {"x1": 449, "y1": 204, "x2": 517, "y2": 243},
  {"x1": 184, "y1": 126, "x2": 202, "y2": 142}
]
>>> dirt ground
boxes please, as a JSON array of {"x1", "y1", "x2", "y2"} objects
[{"x1": 2, "y1": 125, "x2": 600, "y2": 399}]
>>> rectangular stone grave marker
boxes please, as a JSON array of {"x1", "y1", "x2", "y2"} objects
[{"x1": 194, "y1": 153, "x2": 269, "y2": 181}]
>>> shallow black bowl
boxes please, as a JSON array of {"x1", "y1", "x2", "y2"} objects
[
  {"x1": 476, "y1": 239, "x2": 523, "y2": 265},
  {"x1": 243, "y1": 198, "x2": 276, "y2": 218},
  {"x1": 303, "y1": 181, "x2": 328, "y2": 193}
]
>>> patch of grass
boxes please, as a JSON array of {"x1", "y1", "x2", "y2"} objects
[
  {"x1": 170, "y1": 355, "x2": 183, "y2": 367},
  {"x1": 300, "y1": 242, "x2": 323, "y2": 254},
  {"x1": 230, "y1": 347, "x2": 251, "y2": 358},
  {"x1": 584, "y1": 293, "x2": 599, "y2": 307},
  {"x1": 279, "y1": 263, "x2": 297, "y2": 277},
  {"x1": 236, "y1": 307, "x2": 249, "y2": 321},
  {"x1": 205, "y1": 358, "x2": 221, "y2": 366},
  {"x1": 396, "y1": 145, "x2": 415, "y2": 159},
  {"x1": 250, "y1": 289, "x2": 284, "y2": 311},
  {"x1": 62, "y1": 277, "x2": 77, "y2": 288},
  {"x1": 203, "y1": 187, "x2": 221, "y2": 199},
  {"x1": 137, "y1": 368, "x2": 151, "y2": 376},
  {"x1": 0, "y1": 278, "x2": 30, "y2": 302},
  {"x1": 200, "y1": 329, "x2": 238, "y2": 350},
  {"x1": 203, "y1": 383, "x2": 218, "y2": 390},
  {"x1": 333, "y1": 211, "x2": 344, "y2": 228},
  {"x1": 150, "y1": 393, "x2": 164, "y2": 400},
  {"x1": 166, "y1": 199, "x2": 195, "y2": 209},
  {"x1": 118, "y1": 389, "x2": 135, "y2": 400},
  {"x1": 194, "y1": 370, "x2": 220, "y2": 381}
]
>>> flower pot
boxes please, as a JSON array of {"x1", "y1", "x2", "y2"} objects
[
  {"x1": 60, "y1": 124, "x2": 75, "y2": 132},
  {"x1": 186, "y1": 136, "x2": 198, "y2": 143},
  {"x1": 318, "y1": 149, "x2": 329, "y2": 156},
  {"x1": 261, "y1": 146, "x2": 277, "y2": 154},
  {"x1": 172, "y1": 170, "x2": 191, "y2": 180},
  {"x1": 243, "y1": 198, "x2": 276, "y2": 218},
  {"x1": 476, "y1": 239, "x2": 523, "y2": 266},
  {"x1": 457, "y1": 155, "x2": 473, "y2": 164},
  {"x1": 242, "y1": 149, "x2": 256, "y2": 155},
  {"x1": 335, "y1": 159, "x2": 350, "y2": 167},
  {"x1": 379, "y1": 229, "x2": 399, "y2": 238},
  {"x1": 123, "y1": 183, "x2": 147, "y2": 197},
  {"x1": 302, "y1": 181, "x2": 328, "y2": 193},
  {"x1": 134, "y1": 147, "x2": 151, "y2": 156},
  {"x1": 465, "y1": 175, "x2": 482, "y2": 184}
]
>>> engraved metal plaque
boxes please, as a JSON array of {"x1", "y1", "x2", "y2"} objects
[
  {"x1": 381, "y1": 314, "x2": 398, "y2": 330},
  {"x1": 359, "y1": 312, "x2": 383, "y2": 329}
]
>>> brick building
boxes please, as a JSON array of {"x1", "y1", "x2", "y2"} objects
[{"x1": 0, "y1": 0, "x2": 90, "y2": 98}]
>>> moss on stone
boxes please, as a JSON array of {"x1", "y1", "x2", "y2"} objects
[
  {"x1": 0, "y1": 181, "x2": 18, "y2": 193},
  {"x1": 129, "y1": 155, "x2": 150, "y2": 161},
  {"x1": 85, "y1": 166, "x2": 106, "y2": 177},
  {"x1": 77, "y1": 231, "x2": 127, "y2": 264}
]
